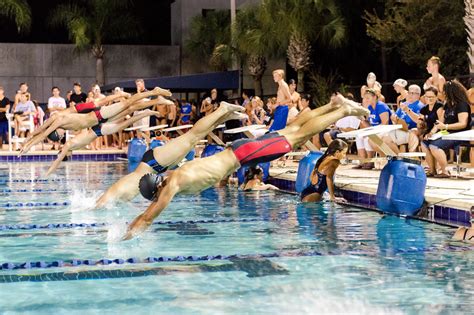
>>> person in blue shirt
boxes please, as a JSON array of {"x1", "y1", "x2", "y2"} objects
[
  {"x1": 178, "y1": 102, "x2": 192, "y2": 125},
  {"x1": 377, "y1": 84, "x2": 424, "y2": 155},
  {"x1": 354, "y1": 88, "x2": 391, "y2": 169}
]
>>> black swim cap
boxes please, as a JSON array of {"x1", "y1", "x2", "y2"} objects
[
  {"x1": 47, "y1": 130, "x2": 63, "y2": 142},
  {"x1": 139, "y1": 173, "x2": 164, "y2": 201}
]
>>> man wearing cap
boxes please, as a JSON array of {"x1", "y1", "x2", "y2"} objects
[{"x1": 377, "y1": 84, "x2": 424, "y2": 155}]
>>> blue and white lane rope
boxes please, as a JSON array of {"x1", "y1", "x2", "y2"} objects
[
  {"x1": 0, "y1": 201, "x2": 70, "y2": 208},
  {"x1": 0, "y1": 250, "x2": 318, "y2": 271},
  {"x1": 0, "y1": 178, "x2": 82, "y2": 183},
  {"x1": 0, "y1": 188, "x2": 69, "y2": 193},
  {"x1": 0, "y1": 218, "x2": 262, "y2": 231}
]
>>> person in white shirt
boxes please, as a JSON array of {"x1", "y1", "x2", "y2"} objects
[
  {"x1": 47, "y1": 87, "x2": 67, "y2": 113},
  {"x1": 47, "y1": 87, "x2": 67, "y2": 150},
  {"x1": 323, "y1": 115, "x2": 361, "y2": 146}
]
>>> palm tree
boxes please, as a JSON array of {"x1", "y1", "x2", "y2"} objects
[
  {"x1": 49, "y1": 0, "x2": 141, "y2": 86},
  {"x1": 186, "y1": 10, "x2": 231, "y2": 71},
  {"x1": 259, "y1": 0, "x2": 346, "y2": 91},
  {"x1": 187, "y1": 6, "x2": 272, "y2": 96},
  {"x1": 232, "y1": 6, "x2": 271, "y2": 96},
  {"x1": 465, "y1": 0, "x2": 474, "y2": 83},
  {"x1": 0, "y1": 0, "x2": 31, "y2": 33}
]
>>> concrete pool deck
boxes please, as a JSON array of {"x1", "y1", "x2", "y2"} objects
[{"x1": 268, "y1": 160, "x2": 474, "y2": 228}]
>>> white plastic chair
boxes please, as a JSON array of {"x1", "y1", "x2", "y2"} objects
[{"x1": 8, "y1": 113, "x2": 34, "y2": 151}]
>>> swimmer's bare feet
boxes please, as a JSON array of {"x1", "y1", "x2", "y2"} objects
[
  {"x1": 342, "y1": 98, "x2": 370, "y2": 117},
  {"x1": 219, "y1": 101, "x2": 245, "y2": 113},
  {"x1": 329, "y1": 93, "x2": 344, "y2": 108},
  {"x1": 140, "y1": 109, "x2": 162, "y2": 117},
  {"x1": 152, "y1": 87, "x2": 172, "y2": 97},
  {"x1": 120, "y1": 91, "x2": 131, "y2": 98},
  {"x1": 226, "y1": 112, "x2": 248, "y2": 121},
  {"x1": 156, "y1": 95, "x2": 174, "y2": 106}
]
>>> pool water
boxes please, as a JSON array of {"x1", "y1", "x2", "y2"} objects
[{"x1": 0, "y1": 162, "x2": 473, "y2": 314}]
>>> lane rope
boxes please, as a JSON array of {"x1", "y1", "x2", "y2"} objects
[{"x1": 0, "y1": 217, "x2": 263, "y2": 231}]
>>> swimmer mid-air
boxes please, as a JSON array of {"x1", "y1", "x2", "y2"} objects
[
  {"x1": 95, "y1": 101, "x2": 247, "y2": 208},
  {"x1": 44, "y1": 110, "x2": 163, "y2": 176},
  {"x1": 20, "y1": 89, "x2": 173, "y2": 155},
  {"x1": 123, "y1": 94, "x2": 370, "y2": 240}
]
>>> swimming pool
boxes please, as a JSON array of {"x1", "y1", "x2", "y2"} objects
[{"x1": 0, "y1": 162, "x2": 473, "y2": 314}]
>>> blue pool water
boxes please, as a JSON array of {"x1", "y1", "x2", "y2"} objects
[{"x1": 0, "y1": 162, "x2": 473, "y2": 314}]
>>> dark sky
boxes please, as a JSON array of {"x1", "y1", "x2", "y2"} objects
[{"x1": 0, "y1": 0, "x2": 172, "y2": 45}]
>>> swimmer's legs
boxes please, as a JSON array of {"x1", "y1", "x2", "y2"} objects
[
  {"x1": 104, "y1": 110, "x2": 161, "y2": 134},
  {"x1": 280, "y1": 102, "x2": 369, "y2": 149}
]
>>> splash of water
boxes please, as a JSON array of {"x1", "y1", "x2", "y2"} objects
[
  {"x1": 69, "y1": 188, "x2": 102, "y2": 212},
  {"x1": 106, "y1": 220, "x2": 128, "y2": 244}
]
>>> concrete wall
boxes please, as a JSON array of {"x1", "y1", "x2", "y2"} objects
[{"x1": 0, "y1": 43, "x2": 180, "y2": 102}]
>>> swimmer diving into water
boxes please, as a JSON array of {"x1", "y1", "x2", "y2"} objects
[
  {"x1": 94, "y1": 101, "x2": 247, "y2": 208},
  {"x1": 20, "y1": 89, "x2": 173, "y2": 155},
  {"x1": 123, "y1": 94, "x2": 370, "y2": 240},
  {"x1": 44, "y1": 110, "x2": 162, "y2": 176}
]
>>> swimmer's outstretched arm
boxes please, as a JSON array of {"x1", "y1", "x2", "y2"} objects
[
  {"x1": 45, "y1": 131, "x2": 96, "y2": 176},
  {"x1": 20, "y1": 117, "x2": 68, "y2": 155},
  {"x1": 94, "y1": 92, "x2": 131, "y2": 107},
  {"x1": 108, "y1": 96, "x2": 172, "y2": 122},
  {"x1": 28, "y1": 114, "x2": 60, "y2": 138},
  {"x1": 122, "y1": 183, "x2": 179, "y2": 240}
]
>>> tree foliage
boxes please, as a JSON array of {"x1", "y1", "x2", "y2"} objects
[
  {"x1": 365, "y1": 0, "x2": 467, "y2": 76},
  {"x1": 49, "y1": 0, "x2": 141, "y2": 84},
  {"x1": 49, "y1": 0, "x2": 141, "y2": 52},
  {"x1": 186, "y1": 10, "x2": 231, "y2": 67},
  {"x1": 0, "y1": 0, "x2": 31, "y2": 33},
  {"x1": 259, "y1": 0, "x2": 346, "y2": 53}
]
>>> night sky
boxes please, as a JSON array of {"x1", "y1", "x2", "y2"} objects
[{"x1": 0, "y1": 0, "x2": 172, "y2": 45}]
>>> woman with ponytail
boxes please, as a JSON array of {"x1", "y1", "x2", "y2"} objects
[{"x1": 301, "y1": 139, "x2": 348, "y2": 202}]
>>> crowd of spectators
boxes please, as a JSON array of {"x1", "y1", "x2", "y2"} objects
[{"x1": 0, "y1": 55, "x2": 472, "y2": 178}]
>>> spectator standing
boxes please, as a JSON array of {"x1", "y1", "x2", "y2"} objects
[
  {"x1": 0, "y1": 87, "x2": 10, "y2": 148},
  {"x1": 288, "y1": 79, "x2": 301, "y2": 110},
  {"x1": 269, "y1": 69, "x2": 291, "y2": 131},
  {"x1": 47, "y1": 87, "x2": 67, "y2": 149},
  {"x1": 424, "y1": 56, "x2": 446, "y2": 101},
  {"x1": 132, "y1": 79, "x2": 151, "y2": 129},
  {"x1": 287, "y1": 80, "x2": 301, "y2": 124},
  {"x1": 91, "y1": 84, "x2": 106, "y2": 101},
  {"x1": 48, "y1": 87, "x2": 67, "y2": 114},
  {"x1": 361, "y1": 72, "x2": 385, "y2": 102},
  {"x1": 69, "y1": 82, "x2": 87, "y2": 107}
]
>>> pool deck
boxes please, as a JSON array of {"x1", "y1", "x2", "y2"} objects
[
  {"x1": 268, "y1": 160, "x2": 474, "y2": 228},
  {"x1": 0, "y1": 149, "x2": 126, "y2": 162}
]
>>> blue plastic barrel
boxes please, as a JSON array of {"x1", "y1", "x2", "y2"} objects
[
  {"x1": 237, "y1": 162, "x2": 270, "y2": 185},
  {"x1": 150, "y1": 139, "x2": 165, "y2": 150},
  {"x1": 376, "y1": 157, "x2": 427, "y2": 216},
  {"x1": 201, "y1": 144, "x2": 224, "y2": 158},
  {"x1": 127, "y1": 138, "x2": 147, "y2": 172},
  {"x1": 295, "y1": 151, "x2": 323, "y2": 193}
]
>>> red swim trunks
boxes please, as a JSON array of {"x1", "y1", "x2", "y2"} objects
[
  {"x1": 231, "y1": 132, "x2": 292, "y2": 167},
  {"x1": 74, "y1": 102, "x2": 96, "y2": 113}
]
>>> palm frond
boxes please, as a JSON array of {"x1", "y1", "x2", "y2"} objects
[{"x1": 0, "y1": 0, "x2": 31, "y2": 33}]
